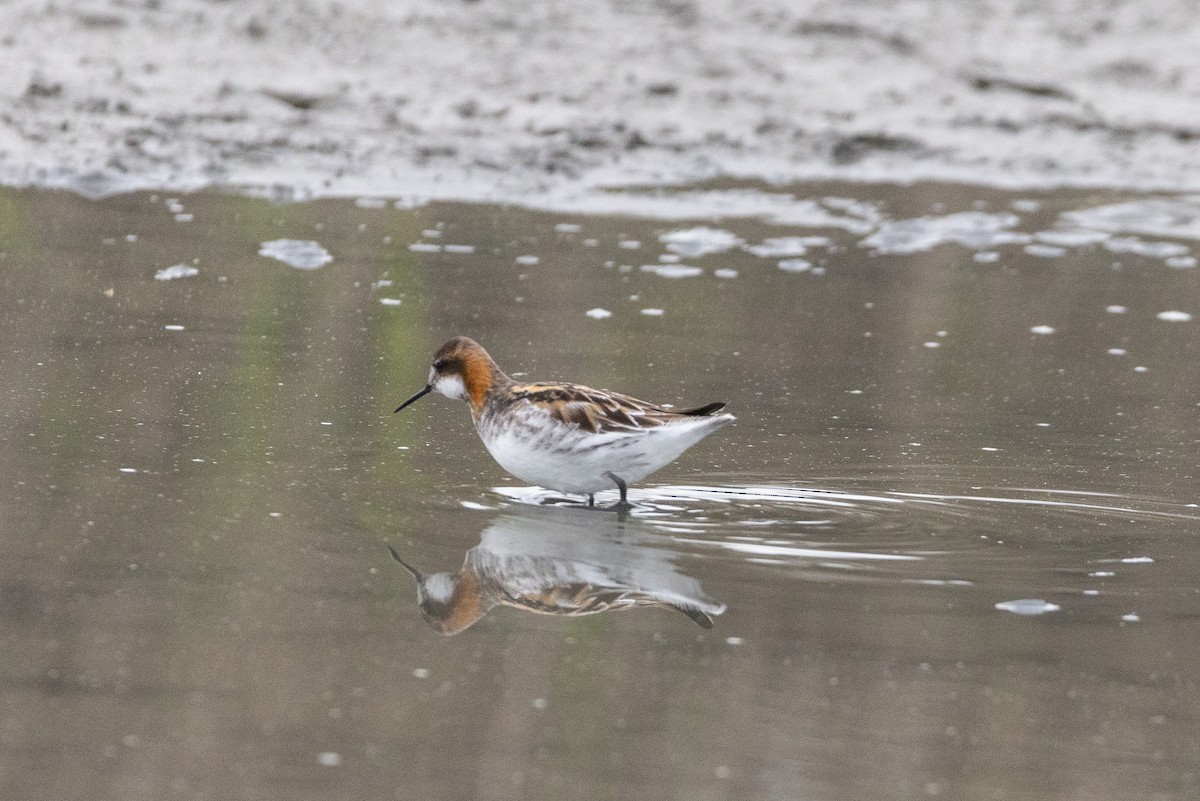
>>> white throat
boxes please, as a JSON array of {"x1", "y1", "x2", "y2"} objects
[
  {"x1": 422, "y1": 573, "x2": 455, "y2": 602},
  {"x1": 432, "y1": 372, "x2": 468, "y2": 401}
]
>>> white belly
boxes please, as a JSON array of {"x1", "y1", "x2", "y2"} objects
[{"x1": 476, "y1": 406, "x2": 732, "y2": 495}]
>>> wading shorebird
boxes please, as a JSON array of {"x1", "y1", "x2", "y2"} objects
[{"x1": 394, "y1": 336, "x2": 734, "y2": 507}]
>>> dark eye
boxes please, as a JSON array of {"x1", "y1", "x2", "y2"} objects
[{"x1": 432, "y1": 358, "x2": 450, "y2": 370}]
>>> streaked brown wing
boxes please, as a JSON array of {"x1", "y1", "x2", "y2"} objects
[
  {"x1": 501, "y1": 585, "x2": 715, "y2": 628},
  {"x1": 509, "y1": 382, "x2": 677, "y2": 433}
]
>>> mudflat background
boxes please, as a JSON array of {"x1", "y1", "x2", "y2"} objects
[{"x1": 3, "y1": 0, "x2": 1200, "y2": 208}]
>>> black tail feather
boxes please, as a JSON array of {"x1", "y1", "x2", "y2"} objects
[
  {"x1": 674, "y1": 604, "x2": 716, "y2": 628},
  {"x1": 677, "y1": 402, "x2": 727, "y2": 416}
]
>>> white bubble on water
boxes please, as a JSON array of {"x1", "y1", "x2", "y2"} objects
[
  {"x1": 1107, "y1": 348, "x2": 1127, "y2": 356},
  {"x1": 259, "y1": 239, "x2": 333, "y2": 270},
  {"x1": 745, "y1": 237, "x2": 811, "y2": 257},
  {"x1": 554, "y1": 223, "x2": 582, "y2": 233},
  {"x1": 444, "y1": 244, "x2": 475, "y2": 254},
  {"x1": 1025, "y1": 244, "x2": 1068, "y2": 258},
  {"x1": 515, "y1": 255, "x2": 540, "y2": 265},
  {"x1": 1121, "y1": 613, "x2": 1141, "y2": 623},
  {"x1": 1106, "y1": 305, "x2": 1127, "y2": 314},
  {"x1": 164, "y1": 324, "x2": 185, "y2": 331},
  {"x1": 659, "y1": 226, "x2": 743, "y2": 257},
  {"x1": 408, "y1": 242, "x2": 441, "y2": 253},
  {"x1": 640, "y1": 264, "x2": 702, "y2": 278},
  {"x1": 640, "y1": 308, "x2": 665, "y2": 316},
  {"x1": 316, "y1": 752, "x2": 341, "y2": 767},
  {"x1": 585, "y1": 308, "x2": 612, "y2": 319},
  {"x1": 777, "y1": 258, "x2": 811, "y2": 273},
  {"x1": 154, "y1": 264, "x2": 199, "y2": 281},
  {"x1": 995, "y1": 599, "x2": 1061, "y2": 616},
  {"x1": 713, "y1": 268, "x2": 739, "y2": 279},
  {"x1": 1030, "y1": 325, "x2": 1056, "y2": 335},
  {"x1": 1156, "y1": 310, "x2": 1193, "y2": 322},
  {"x1": 379, "y1": 298, "x2": 402, "y2": 306}
]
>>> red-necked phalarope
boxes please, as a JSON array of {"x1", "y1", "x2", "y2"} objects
[{"x1": 394, "y1": 336, "x2": 735, "y2": 507}]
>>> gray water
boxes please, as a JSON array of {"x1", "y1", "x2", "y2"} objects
[{"x1": 2, "y1": 183, "x2": 1199, "y2": 800}]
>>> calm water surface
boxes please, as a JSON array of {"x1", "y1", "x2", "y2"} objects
[{"x1": 1, "y1": 184, "x2": 1198, "y2": 800}]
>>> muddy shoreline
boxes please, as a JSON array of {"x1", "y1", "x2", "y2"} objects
[{"x1": 4, "y1": 1, "x2": 1200, "y2": 212}]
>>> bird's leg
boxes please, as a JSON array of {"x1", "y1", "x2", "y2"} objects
[
  {"x1": 587, "y1": 493, "x2": 595, "y2": 508},
  {"x1": 603, "y1": 472, "x2": 631, "y2": 510}
]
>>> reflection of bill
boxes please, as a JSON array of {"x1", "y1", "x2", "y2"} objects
[{"x1": 388, "y1": 508, "x2": 726, "y2": 635}]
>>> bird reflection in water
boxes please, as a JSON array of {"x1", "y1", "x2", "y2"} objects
[{"x1": 388, "y1": 508, "x2": 726, "y2": 635}]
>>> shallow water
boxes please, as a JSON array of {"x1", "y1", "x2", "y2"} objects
[{"x1": 2, "y1": 183, "x2": 1199, "y2": 800}]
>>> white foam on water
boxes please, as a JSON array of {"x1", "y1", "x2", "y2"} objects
[
  {"x1": 640, "y1": 264, "x2": 703, "y2": 278},
  {"x1": 1034, "y1": 229, "x2": 1110, "y2": 247},
  {"x1": 1103, "y1": 237, "x2": 1189, "y2": 258},
  {"x1": 258, "y1": 239, "x2": 333, "y2": 270},
  {"x1": 1062, "y1": 198, "x2": 1200, "y2": 240},
  {"x1": 744, "y1": 237, "x2": 812, "y2": 257},
  {"x1": 154, "y1": 264, "x2": 198, "y2": 281},
  {"x1": 659, "y1": 226, "x2": 743, "y2": 257},
  {"x1": 777, "y1": 258, "x2": 812, "y2": 273},
  {"x1": 860, "y1": 212, "x2": 1030, "y2": 255},
  {"x1": 995, "y1": 599, "x2": 1061, "y2": 616},
  {"x1": 1157, "y1": 310, "x2": 1193, "y2": 322},
  {"x1": 1025, "y1": 244, "x2": 1067, "y2": 258},
  {"x1": 584, "y1": 308, "x2": 612, "y2": 319},
  {"x1": 1030, "y1": 325, "x2": 1056, "y2": 335}
]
